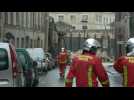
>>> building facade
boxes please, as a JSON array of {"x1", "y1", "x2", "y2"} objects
[
  {"x1": 50, "y1": 12, "x2": 115, "y2": 57},
  {"x1": 129, "y1": 12, "x2": 134, "y2": 37},
  {"x1": 0, "y1": 12, "x2": 49, "y2": 50},
  {"x1": 50, "y1": 12, "x2": 115, "y2": 30},
  {"x1": 114, "y1": 12, "x2": 130, "y2": 58}
]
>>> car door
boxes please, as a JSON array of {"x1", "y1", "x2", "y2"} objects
[
  {"x1": 0, "y1": 48, "x2": 13, "y2": 87},
  {"x1": 17, "y1": 50, "x2": 34, "y2": 86},
  {"x1": 16, "y1": 56, "x2": 25, "y2": 87}
]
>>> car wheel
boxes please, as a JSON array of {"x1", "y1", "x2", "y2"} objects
[
  {"x1": 32, "y1": 78, "x2": 39, "y2": 87},
  {"x1": 38, "y1": 68, "x2": 42, "y2": 75},
  {"x1": 25, "y1": 77, "x2": 32, "y2": 87},
  {"x1": 48, "y1": 67, "x2": 51, "y2": 70}
]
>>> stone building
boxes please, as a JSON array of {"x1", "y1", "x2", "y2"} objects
[
  {"x1": 0, "y1": 12, "x2": 49, "y2": 51},
  {"x1": 50, "y1": 12, "x2": 115, "y2": 57}
]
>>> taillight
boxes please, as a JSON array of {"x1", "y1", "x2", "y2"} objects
[
  {"x1": 12, "y1": 62, "x2": 17, "y2": 78},
  {"x1": 9, "y1": 44, "x2": 18, "y2": 79}
]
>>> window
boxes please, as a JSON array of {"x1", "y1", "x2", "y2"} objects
[
  {"x1": 70, "y1": 15, "x2": 76, "y2": 23},
  {"x1": 106, "y1": 18, "x2": 108, "y2": 24},
  {"x1": 0, "y1": 49, "x2": 9, "y2": 70},
  {"x1": 10, "y1": 12, "x2": 13, "y2": 25},
  {"x1": 16, "y1": 12, "x2": 19, "y2": 26},
  {"x1": 4, "y1": 12, "x2": 8, "y2": 24},
  {"x1": 82, "y1": 25, "x2": 88, "y2": 30},
  {"x1": 36, "y1": 12, "x2": 38, "y2": 30},
  {"x1": 103, "y1": 17, "x2": 105, "y2": 24},
  {"x1": 41, "y1": 40, "x2": 43, "y2": 47},
  {"x1": 17, "y1": 38, "x2": 19, "y2": 48},
  {"x1": 37, "y1": 39, "x2": 40, "y2": 48},
  {"x1": 27, "y1": 12, "x2": 31, "y2": 29},
  {"x1": 34, "y1": 40, "x2": 36, "y2": 48},
  {"x1": 33, "y1": 12, "x2": 36, "y2": 30},
  {"x1": 72, "y1": 26, "x2": 75, "y2": 30},
  {"x1": 13, "y1": 12, "x2": 16, "y2": 26},
  {"x1": 23, "y1": 12, "x2": 26, "y2": 27},
  {"x1": 108, "y1": 18, "x2": 110, "y2": 24},
  {"x1": 21, "y1": 13, "x2": 24, "y2": 28},
  {"x1": 82, "y1": 15, "x2": 88, "y2": 22},
  {"x1": 118, "y1": 13, "x2": 122, "y2": 21},
  {"x1": 96, "y1": 15, "x2": 99, "y2": 23},
  {"x1": 110, "y1": 18, "x2": 113, "y2": 23},
  {"x1": 82, "y1": 20, "x2": 88, "y2": 30},
  {"x1": 38, "y1": 12, "x2": 40, "y2": 30},
  {"x1": 41, "y1": 13, "x2": 43, "y2": 31},
  {"x1": 30, "y1": 39, "x2": 32, "y2": 48},
  {"x1": 30, "y1": 12, "x2": 33, "y2": 29},
  {"x1": 19, "y1": 12, "x2": 22, "y2": 27},
  {"x1": 26, "y1": 12, "x2": 28, "y2": 28},
  {"x1": 99, "y1": 16, "x2": 102, "y2": 24},
  {"x1": 58, "y1": 15, "x2": 64, "y2": 22},
  {"x1": 21, "y1": 38, "x2": 24, "y2": 48},
  {"x1": 96, "y1": 15, "x2": 102, "y2": 24},
  {"x1": 39, "y1": 13, "x2": 42, "y2": 31}
]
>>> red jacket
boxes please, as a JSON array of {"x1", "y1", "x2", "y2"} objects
[
  {"x1": 57, "y1": 51, "x2": 68, "y2": 65},
  {"x1": 114, "y1": 56, "x2": 134, "y2": 87},
  {"x1": 65, "y1": 53, "x2": 109, "y2": 87}
]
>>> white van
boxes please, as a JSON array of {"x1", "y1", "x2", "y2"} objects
[
  {"x1": 0, "y1": 43, "x2": 24, "y2": 87},
  {"x1": 26, "y1": 48, "x2": 48, "y2": 74}
]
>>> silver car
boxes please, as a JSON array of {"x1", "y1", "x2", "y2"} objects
[
  {"x1": 0, "y1": 43, "x2": 24, "y2": 87},
  {"x1": 26, "y1": 48, "x2": 48, "y2": 74}
]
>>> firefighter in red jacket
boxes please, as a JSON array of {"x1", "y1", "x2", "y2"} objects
[
  {"x1": 114, "y1": 38, "x2": 134, "y2": 87},
  {"x1": 65, "y1": 38, "x2": 109, "y2": 87},
  {"x1": 57, "y1": 48, "x2": 68, "y2": 79}
]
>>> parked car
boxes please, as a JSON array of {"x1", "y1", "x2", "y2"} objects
[
  {"x1": 45, "y1": 52, "x2": 56, "y2": 70},
  {"x1": 26, "y1": 48, "x2": 48, "y2": 74},
  {"x1": 16, "y1": 48, "x2": 39, "y2": 87},
  {"x1": 0, "y1": 43, "x2": 24, "y2": 87}
]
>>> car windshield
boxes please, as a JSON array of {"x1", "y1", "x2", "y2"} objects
[
  {"x1": 17, "y1": 52, "x2": 28, "y2": 69},
  {"x1": 0, "y1": 48, "x2": 9, "y2": 70},
  {"x1": 27, "y1": 48, "x2": 45, "y2": 61}
]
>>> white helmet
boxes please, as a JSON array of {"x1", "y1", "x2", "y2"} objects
[
  {"x1": 82, "y1": 38, "x2": 101, "y2": 52},
  {"x1": 61, "y1": 48, "x2": 65, "y2": 52},
  {"x1": 126, "y1": 38, "x2": 134, "y2": 55},
  {"x1": 61, "y1": 48, "x2": 65, "y2": 50}
]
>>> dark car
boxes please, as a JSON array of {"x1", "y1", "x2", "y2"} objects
[
  {"x1": 45, "y1": 52, "x2": 56, "y2": 70},
  {"x1": 16, "y1": 48, "x2": 39, "y2": 87}
]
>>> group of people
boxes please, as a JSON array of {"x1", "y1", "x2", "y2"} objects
[{"x1": 57, "y1": 38, "x2": 134, "y2": 87}]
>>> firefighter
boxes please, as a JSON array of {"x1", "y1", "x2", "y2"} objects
[
  {"x1": 57, "y1": 48, "x2": 68, "y2": 79},
  {"x1": 65, "y1": 38, "x2": 109, "y2": 87},
  {"x1": 114, "y1": 38, "x2": 134, "y2": 87}
]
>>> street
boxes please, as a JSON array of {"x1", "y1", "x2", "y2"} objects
[
  {"x1": 0, "y1": 12, "x2": 130, "y2": 87},
  {"x1": 38, "y1": 68, "x2": 64, "y2": 87},
  {"x1": 103, "y1": 63, "x2": 123, "y2": 87},
  {"x1": 38, "y1": 63, "x2": 123, "y2": 87}
]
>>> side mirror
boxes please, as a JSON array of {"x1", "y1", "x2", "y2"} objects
[{"x1": 33, "y1": 61, "x2": 37, "y2": 67}]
